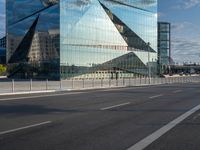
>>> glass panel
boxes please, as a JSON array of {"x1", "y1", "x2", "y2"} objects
[
  {"x1": 60, "y1": 0, "x2": 158, "y2": 79},
  {"x1": 100, "y1": 0, "x2": 158, "y2": 52},
  {"x1": 6, "y1": 0, "x2": 60, "y2": 79}
]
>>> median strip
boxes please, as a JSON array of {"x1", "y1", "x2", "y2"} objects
[
  {"x1": 149, "y1": 94, "x2": 163, "y2": 99},
  {"x1": 0, "y1": 121, "x2": 52, "y2": 135},
  {"x1": 100, "y1": 102, "x2": 130, "y2": 110}
]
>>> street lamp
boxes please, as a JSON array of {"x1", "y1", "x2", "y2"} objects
[{"x1": 147, "y1": 42, "x2": 151, "y2": 84}]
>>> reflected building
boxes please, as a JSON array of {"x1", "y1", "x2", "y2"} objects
[
  {"x1": 0, "y1": 36, "x2": 6, "y2": 64},
  {"x1": 29, "y1": 29, "x2": 59, "y2": 62},
  {"x1": 6, "y1": 0, "x2": 158, "y2": 79},
  {"x1": 0, "y1": 36, "x2": 6, "y2": 48}
]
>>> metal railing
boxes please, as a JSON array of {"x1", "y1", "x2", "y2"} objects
[{"x1": 0, "y1": 76, "x2": 200, "y2": 94}]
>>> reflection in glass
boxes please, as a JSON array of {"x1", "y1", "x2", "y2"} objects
[
  {"x1": 7, "y1": 1, "x2": 60, "y2": 79},
  {"x1": 7, "y1": 0, "x2": 158, "y2": 79}
]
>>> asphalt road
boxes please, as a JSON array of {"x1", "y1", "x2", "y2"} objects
[{"x1": 0, "y1": 83, "x2": 200, "y2": 150}]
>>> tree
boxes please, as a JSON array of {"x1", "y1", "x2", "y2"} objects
[{"x1": 0, "y1": 64, "x2": 6, "y2": 76}]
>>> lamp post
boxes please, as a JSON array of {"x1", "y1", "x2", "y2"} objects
[{"x1": 147, "y1": 42, "x2": 151, "y2": 84}]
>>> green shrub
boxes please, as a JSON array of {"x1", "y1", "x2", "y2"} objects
[{"x1": 0, "y1": 64, "x2": 6, "y2": 76}]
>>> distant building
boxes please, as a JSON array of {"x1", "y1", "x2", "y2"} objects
[
  {"x1": 158, "y1": 22, "x2": 171, "y2": 74},
  {"x1": 0, "y1": 36, "x2": 6, "y2": 64}
]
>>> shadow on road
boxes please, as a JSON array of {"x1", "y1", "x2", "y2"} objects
[{"x1": 0, "y1": 104, "x2": 84, "y2": 116}]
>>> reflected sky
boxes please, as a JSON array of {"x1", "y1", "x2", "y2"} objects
[
  {"x1": 60, "y1": 0, "x2": 158, "y2": 68},
  {"x1": 100, "y1": 0, "x2": 157, "y2": 51},
  {"x1": 7, "y1": 1, "x2": 59, "y2": 62},
  {"x1": 7, "y1": 0, "x2": 59, "y2": 26},
  {"x1": 102, "y1": 0, "x2": 157, "y2": 12},
  {"x1": 61, "y1": 0, "x2": 127, "y2": 46},
  {"x1": 6, "y1": 0, "x2": 158, "y2": 78},
  {"x1": 8, "y1": 4, "x2": 59, "y2": 36},
  {"x1": 7, "y1": 0, "x2": 43, "y2": 25}
]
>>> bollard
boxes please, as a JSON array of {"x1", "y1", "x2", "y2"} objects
[
  {"x1": 12, "y1": 79, "x2": 14, "y2": 93},
  {"x1": 92, "y1": 78, "x2": 95, "y2": 87},
  {"x1": 149, "y1": 77, "x2": 151, "y2": 85},
  {"x1": 145, "y1": 76, "x2": 147, "y2": 85},
  {"x1": 135, "y1": 77, "x2": 137, "y2": 86},
  {"x1": 60, "y1": 80, "x2": 62, "y2": 90},
  {"x1": 109, "y1": 79, "x2": 111, "y2": 87},
  {"x1": 72, "y1": 79, "x2": 74, "y2": 89},
  {"x1": 82, "y1": 79, "x2": 84, "y2": 88},
  {"x1": 46, "y1": 79, "x2": 48, "y2": 90},
  {"x1": 101, "y1": 79, "x2": 103, "y2": 87},
  {"x1": 30, "y1": 79, "x2": 32, "y2": 91}
]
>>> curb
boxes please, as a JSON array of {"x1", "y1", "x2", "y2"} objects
[
  {"x1": 0, "y1": 90, "x2": 56, "y2": 96},
  {"x1": 0, "y1": 83, "x2": 175, "y2": 96}
]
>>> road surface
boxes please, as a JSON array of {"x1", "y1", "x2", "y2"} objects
[{"x1": 0, "y1": 83, "x2": 200, "y2": 150}]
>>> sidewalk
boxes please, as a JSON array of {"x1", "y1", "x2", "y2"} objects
[{"x1": 0, "y1": 76, "x2": 199, "y2": 96}]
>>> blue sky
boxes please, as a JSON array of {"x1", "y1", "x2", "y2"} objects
[
  {"x1": 0, "y1": 0, "x2": 200, "y2": 63},
  {"x1": 158, "y1": 0, "x2": 200, "y2": 64}
]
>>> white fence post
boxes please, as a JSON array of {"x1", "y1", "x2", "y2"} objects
[
  {"x1": 46, "y1": 79, "x2": 48, "y2": 90},
  {"x1": 12, "y1": 79, "x2": 15, "y2": 93},
  {"x1": 30, "y1": 79, "x2": 32, "y2": 91}
]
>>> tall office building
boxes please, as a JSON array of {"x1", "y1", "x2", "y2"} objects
[
  {"x1": 158, "y1": 22, "x2": 171, "y2": 74},
  {"x1": 6, "y1": 0, "x2": 158, "y2": 79}
]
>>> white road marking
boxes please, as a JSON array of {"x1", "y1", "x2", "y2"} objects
[
  {"x1": 98, "y1": 86, "x2": 149, "y2": 92},
  {"x1": 149, "y1": 94, "x2": 163, "y2": 99},
  {"x1": 0, "y1": 92, "x2": 85, "y2": 102},
  {"x1": 127, "y1": 103, "x2": 200, "y2": 150},
  {"x1": 101, "y1": 102, "x2": 130, "y2": 110},
  {"x1": 0, "y1": 121, "x2": 52, "y2": 135},
  {"x1": 173, "y1": 90, "x2": 182, "y2": 93}
]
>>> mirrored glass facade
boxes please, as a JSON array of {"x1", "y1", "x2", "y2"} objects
[
  {"x1": 7, "y1": 0, "x2": 158, "y2": 79},
  {"x1": 158, "y1": 22, "x2": 171, "y2": 74},
  {"x1": 6, "y1": 0, "x2": 60, "y2": 79}
]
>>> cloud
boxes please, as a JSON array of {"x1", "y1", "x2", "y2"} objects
[
  {"x1": 157, "y1": 12, "x2": 165, "y2": 18},
  {"x1": 172, "y1": 38, "x2": 200, "y2": 63},
  {"x1": 171, "y1": 22, "x2": 193, "y2": 32},
  {"x1": 171, "y1": 22, "x2": 200, "y2": 39},
  {"x1": 173, "y1": 0, "x2": 200, "y2": 9},
  {"x1": 170, "y1": 21, "x2": 200, "y2": 63}
]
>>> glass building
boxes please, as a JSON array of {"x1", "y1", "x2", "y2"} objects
[
  {"x1": 158, "y1": 22, "x2": 171, "y2": 74},
  {"x1": 0, "y1": 36, "x2": 6, "y2": 64},
  {"x1": 6, "y1": 0, "x2": 158, "y2": 80}
]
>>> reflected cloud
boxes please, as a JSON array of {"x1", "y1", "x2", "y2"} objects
[
  {"x1": 102, "y1": 0, "x2": 157, "y2": 12},
  {"x1": 40, "y1": 0, "x2": 59, "y2": 7},
  {"x1": 61, "y1": 0, "x2": 92, "y2": 10}
]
